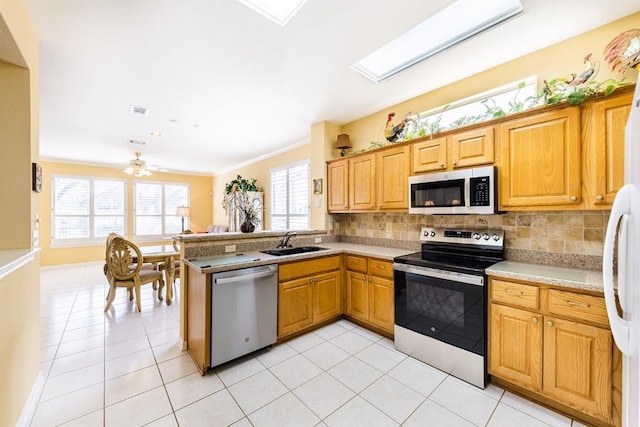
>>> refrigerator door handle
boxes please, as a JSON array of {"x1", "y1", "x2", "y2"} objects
[
  {"x1": 603, "y1": 184, "x2": 632, "y2": 355},
  {"x1": 619, "y1": 214, "x2": 628, "y2": 314}
]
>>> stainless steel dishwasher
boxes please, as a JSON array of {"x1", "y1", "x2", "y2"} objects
[{"x1": 210, "y1": 264, "x2": 278, "y2": 367}]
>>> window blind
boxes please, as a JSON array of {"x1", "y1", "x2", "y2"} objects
[{"x1": 270, "y1": 162, "x2": 309, "y2": 230}]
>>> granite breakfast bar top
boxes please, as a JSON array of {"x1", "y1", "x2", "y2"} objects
[
  {"x1": 486, "y1": 261, "x2": 606, "y2": 293},
  {"x1": 183, "y1": 242, "x2": 414, "y2": 274}
]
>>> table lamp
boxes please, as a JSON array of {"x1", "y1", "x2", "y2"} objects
[
  {"x1": 335, "y1": 134, "x2": 352, "y2": 157},
  {"x1": 176, "y1": 206, "x2": 190, "y2": 232}
]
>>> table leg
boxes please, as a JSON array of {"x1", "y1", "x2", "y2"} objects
[{"x1": 164, "y1": 255, "x2": 175, "y2": 305}]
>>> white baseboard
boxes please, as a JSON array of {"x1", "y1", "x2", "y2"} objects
[{"x1": 15, "y1": 370, "x2": 45, "y2": 427}]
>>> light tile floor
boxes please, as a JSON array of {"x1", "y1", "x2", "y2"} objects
[{"x1": 33, "y1": 261, "x2": 590, "y2": 427}]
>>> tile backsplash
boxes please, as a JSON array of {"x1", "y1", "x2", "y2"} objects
[{"x1": 331, "y1": 210, "x2": 610, "y2": 270}]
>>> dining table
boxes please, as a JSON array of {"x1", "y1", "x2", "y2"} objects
[{"x1": 138, "y1": 244, "x2": 180, "y2": 305}]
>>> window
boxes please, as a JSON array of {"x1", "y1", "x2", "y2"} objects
[
  {"x1": 270, "y1": 161, "x2": 309, "y2": 230},
  {"x1": 134, "y1": 182, "x2": 189, "y2": 238},
  {"x1": 404, "y1": 77, "x2": 538, "y2": 140},
  {"x1": 52, "y1": 176, "x2": 126, "y2": 245}
]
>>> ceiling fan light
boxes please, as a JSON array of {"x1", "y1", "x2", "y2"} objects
[{"x1": 124, "y1": 166, "x2": 134, "y2": 175}]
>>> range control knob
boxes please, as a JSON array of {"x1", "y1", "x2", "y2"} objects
[
  {"x1": 429, "y1": 231, "x2": 436, "y2": 237},
  {"x1": 482, "y1": 233, "x2": 490, "y2": 240},
  {"x1": 473, "y1": 233, "x2": 481, "y2": 240},
  {"x1": 492, "y1": 234, "x2": 501, "y2": 241}
]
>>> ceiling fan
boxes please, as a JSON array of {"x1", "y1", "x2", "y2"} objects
[{"x1": 123, "y1": 152, "x2": 154, "y2": 177}]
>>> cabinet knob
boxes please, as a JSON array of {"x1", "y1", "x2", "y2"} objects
[
  {"x1": 440, "y1": 163, "x2": 445, "y2": 167},
  {"x1": 532, "y1": 317, "x2": 538, "y2": 324},
  {"x1": 596, "y1": 195, "x2": 604, "y2": 201},
  {"x1": 570, "y1": 196, "x2": 577, "y2": 202},
  {"x1": 452, "y1": 161, "x2": 457, "y2": 166},
  {"x1": 547, "y1": 321, "x2": 554, "y2": 327},
  {"x1": 368, "y1": 277, "x2": 372, "y2": 282}
]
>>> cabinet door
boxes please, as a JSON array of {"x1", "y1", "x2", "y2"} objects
[
  {"x1": 499, "y1": 108, "x2": 581, "y2": 209},
  {"x1": 278, "y1": 278, "x2": 313, "y2": 338},
  {"x1": 582, "y1": 92, "x2": 632, "y2": 208},
  {"x1": 349, "y1": 154, "x2": 376, "y2": 210},
  {"x1": 451, "y1": 126, "x2": 494, "y2": 168},
  {"x1": 543, "y1": 316, "x2": 613, "y2": 423},
  {"x1": 368, "y1": 276, "x2": 394, "y2": 333},
  {"x1": 346, "y1": 271, "x2": 369, "y2": 321},
  {"x1": 489, "y1": 304, "x2": 543, "y2": 390},
  {"x1": 377, "y1": 146, "x2": 410, "y2": 210},
  {"x1": 412, "y1": 137, "x2": 447, "y2": 173},
  {"x1": 327, "y1": 159, "x2": 349, "y2": 212},
  {"x1": 313, "y1": 271, "x2": 341, "y2": 323}
]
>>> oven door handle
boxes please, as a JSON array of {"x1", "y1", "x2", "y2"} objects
[{"x1": 393, "y1": 263, "x2": 484, "y2": 287}]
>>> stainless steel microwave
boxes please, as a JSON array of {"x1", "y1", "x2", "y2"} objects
[{"x1": 409, "y1": 166, "x2": 497, "y2": 215}]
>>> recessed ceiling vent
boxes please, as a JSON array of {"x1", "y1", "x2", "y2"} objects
[
  {"x1": 129, "y1": 105, "x2": 149, "y2": 116},
  {"x1": 128, "y1": 139, "x2": 147, "y2": 146}
]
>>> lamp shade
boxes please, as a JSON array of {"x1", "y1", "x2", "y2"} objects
[
  {"x1": 176, "y1": 206, "x2": 190, "y2": 217},
  {"x1": 335, "y1": 134, "x2": 352, "y2": 149}
]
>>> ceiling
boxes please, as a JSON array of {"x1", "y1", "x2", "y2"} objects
[{"x1": 22, "y1": 0, "x2": 640, "y2": 176}]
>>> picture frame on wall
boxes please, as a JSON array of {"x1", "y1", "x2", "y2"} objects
[
  {"x1": 313, "y1": 179, "x2": 322, "y2": 195},
  {"x1": 32, "y1": 162, "x2": 42, "y2": 193}
]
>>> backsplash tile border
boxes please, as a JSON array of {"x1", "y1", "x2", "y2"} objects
[{"x1": 331, "y1": 210, "x2": 609, "y2": 271}]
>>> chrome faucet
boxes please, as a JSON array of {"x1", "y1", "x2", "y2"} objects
[{"x1": 276, "y1": 231, "x2": 297, "y2": 248}]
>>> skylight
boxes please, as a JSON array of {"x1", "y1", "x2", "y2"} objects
[
  {"x1": 237, "y1": 0, "x2": 309, "y2": 27},
  {"x1": 352, "y1": 0, "x2": 523, "y2": 83}
]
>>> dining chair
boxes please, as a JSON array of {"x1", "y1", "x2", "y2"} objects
[{"x1": 104, "y1": 236, "x2": 165, "y2": 312}]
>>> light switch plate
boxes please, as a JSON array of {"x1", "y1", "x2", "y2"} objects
[
  {"x1": 225, "y1": 244, "x2": 236, "y2": 253},
  {"x1": 315, "y1": 237, "x2": 321, "y2": 243}
]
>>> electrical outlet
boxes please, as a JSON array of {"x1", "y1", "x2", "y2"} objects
[
  {"x1": 315, "y1": 237, "x2": 322, "y2": 243},
  {"x1": 225, "y1": 244, "x2": 236, "y2": 253}
]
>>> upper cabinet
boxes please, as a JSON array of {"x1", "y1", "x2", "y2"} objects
[
  {"x1": 498, "y1": 107, "x2": 582, "y2": 210},
  {"x1": 377, "y1": 145, "x2": 411, "y2": 210},
  {"x1": 327, "y1": 85, "x2": 634, "y2": 214},
  {"x1": 327, "y1": 159, "x2": 349, "y2": 212},
  {"x1": 412, "y1": 126, "x2": 494, "y2": 174},
  {"x1": 328, "y1": 145, "x2": 410, "y2": 213},
  {"x1": 581, "y1": 91, "x2": 633, "y2": 208}
]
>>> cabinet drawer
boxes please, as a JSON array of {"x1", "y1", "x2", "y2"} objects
[
  {"x1": 368, "y1": 258, "x2": 393, "y2": 279},
  {"x1": 547, "y1": 289, "x2": 608, "y2": 326},
  {"x1": 279, "y1": 256, "x2": 341, "y2": 282},
  {"x1": 346, "y1": 255, "x2": 367, "y2": 273},
  {"x1": 490, "y1": 278, "x2": 539, "y2": 310}
]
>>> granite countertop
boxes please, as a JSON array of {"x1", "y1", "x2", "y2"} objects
[
  {"x1": 183, "y1": 242, "x2": 415, "y2": 274},
  {"x1": 182, "y1": 241, "x2": 607, "y2": 294},
  {"x1": 486, "y1": 261, "x2": 605, "y2": 293}
]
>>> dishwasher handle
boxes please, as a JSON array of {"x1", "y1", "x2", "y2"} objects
[{"x1": 214, "y1": 267, "x2": 277, "y2": 285}]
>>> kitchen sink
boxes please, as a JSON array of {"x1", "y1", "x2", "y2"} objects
[{"x1": 260, "y1": 246, "x2": 328, "y2": 256}]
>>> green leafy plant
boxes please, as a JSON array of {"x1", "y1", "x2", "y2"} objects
[{"x1": 224, "y1": 175, "x2": 262, "y2": 194}]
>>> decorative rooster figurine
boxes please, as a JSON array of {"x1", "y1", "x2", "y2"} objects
[
  {"x1": 385, "y1": 112, "x2": 419, "y2": 142},
  {"x1": 604, "y1": 28, "x2": 640, "y2": 73},
  {"x1": 384, "y1": 112, "x2": 405, "y2": 142},
  {"x1": 569, "y1": 53, "x2": 599, "y2": 86}
]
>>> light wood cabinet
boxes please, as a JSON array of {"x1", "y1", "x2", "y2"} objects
[
  {"x1": 498, "y1": 107, "x2": 582, "y2": 210},
  {"x1": 349, "y1": 153, "x2": 376, "y2": 211},
  {"x1": 489, "y1": 276, "x2": 620, "y2": 427},
  {"x1": 327, "y1": 159, "x2": 349, "y2": 211},
  {"x1": 345, "y1": 255, "x2": 394, "y2": 334},
  {"x1": 412, "y1": 126, "x2": 494, "y2": 174},
  {"x1": 278, "y1": 256, "x2": 341, "y2": 339},
  {"x1": 328, "y1": 145, "x2": 410, "y2": 213},
  {"x1": 377, "y1": 145, "x2": 411, "y2": 210},
  {"x1": 581, "y1": 91, "x2": 633, "y2": 208}
]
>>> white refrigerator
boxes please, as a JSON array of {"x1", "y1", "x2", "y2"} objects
[{"x1": 603, "y1": 82, "x2": 640, "y2": 427}]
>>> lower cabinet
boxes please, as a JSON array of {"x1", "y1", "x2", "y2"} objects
[
  {"x1": 489, "y1": 277, "x2": 620, "y2": 427},
  {"x1": 345, "y1": 255, "x2": 394, "y2": 334},
  {"x1": 278, "y1": 256, "x2": 341, "y2": 339}
]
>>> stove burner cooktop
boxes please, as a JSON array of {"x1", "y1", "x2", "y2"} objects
[{"x1": 394, "y1": 227, "x2": 505, "y2": 275}]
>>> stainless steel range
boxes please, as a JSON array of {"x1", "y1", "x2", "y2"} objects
[{"x1": 393, "y1": 227, "x2": 505, "y2": 388}]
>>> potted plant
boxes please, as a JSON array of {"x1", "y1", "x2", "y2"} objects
[{"x1": 222, "y1": 175, "x2": 263, "y2": 232}]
